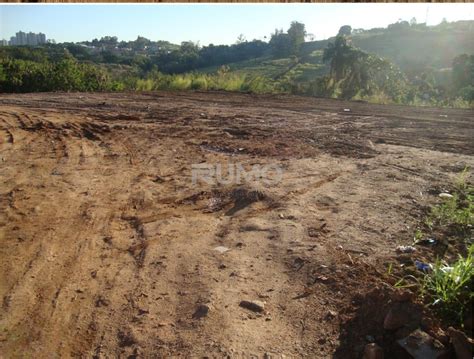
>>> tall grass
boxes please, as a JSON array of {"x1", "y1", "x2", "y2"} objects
[
  {"x1": 126, "y1": 68, "x2": 473, "y2": 109},
  {"x1": 130, "y1": 71, "x2": 279, "y2": 95}
]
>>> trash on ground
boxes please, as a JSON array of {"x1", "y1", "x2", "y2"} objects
[
  {"x1": 343, "y1": 108, "x2": 351, "y2": 112},
  {"x1": 396, "y1": 245, "x2": 416, "y2": 253},
  {"x1": 415, "y1": 238, "x2": 438, "y2": 246},
  {"x1": 213, "y1": 246, "x2": 230, "y2": 254},
  {"x1": 438, "y1": 193, "x2": 453, "y2": 199},
  {"x1": 415, "y1": 260, "x2": 432, "y2": 273}
]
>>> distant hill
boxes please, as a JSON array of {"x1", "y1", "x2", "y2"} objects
[
  {"x1": 351, "y1": 20, "x2": 474, "y2": 70},
  {"x1": 196, "y1": 20, "x2": 474, "y2": 82}
]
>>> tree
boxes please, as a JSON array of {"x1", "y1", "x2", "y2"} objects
[
  {"x1": 132, "y1": 36, "x2": 151, "y2": 51},
  {"x1": 322, "y1": 35, "x2": 408, "y2": 100},
  {"x1": 287, "y1": 21, "x2": 306, "y2": 55},
  {"x1": 236, "y1": 34, "x2": 246, "y2": 44},
  {"x1": 269, "y1": 29, "x2": 292, "y2": 58},
  {"x1": 323, "y1": 35, "x2": 353, "y2": 80},
  {"x1": 452, "y1": 54, "x2": 474, "y2": 90},
  {"x1": 452, "y1": 54, "x2": 474, "y2": 101},
  {"x1": 338, "y1": 25, "x2": 352, "y2": 37}
]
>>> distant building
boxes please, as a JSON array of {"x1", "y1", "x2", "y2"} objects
[
  {"x1": 0, "y1": 40, "x2": 8, "y2": 46},
  {"x1": 38, "y1": 33, "x2": 46, "y2": 44},
  {"x1": 16, "y1": 31, "x2": 27, "y2": 45},
  {"x1": 6, "y1": 31, "x2": 47, "y2": 46},
  {"x1": 27, "y1": 32, "x2": 37, "y2": 46}
]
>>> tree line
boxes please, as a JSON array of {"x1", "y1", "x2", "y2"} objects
[{"x1": 0, "y1": 21, "x2": 472, "y2": 107}]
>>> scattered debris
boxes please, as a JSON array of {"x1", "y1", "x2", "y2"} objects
[
  {"x1": 415, "y1": 260, "x2": 432, "y2": 273},
  {"x1": 397, "y1": 329, "x2": 446, "y2": 359},
  {"x1": 396, "y1": 245, "x2": 416, "y2": 254},
  {"x1": 438, "y1": 193, "x2": 453, "y2": 199},
  {"x1": 213, "y1": 246, "x2": 230, "y2": 254},
  {"x1": 239, "y1": 300, "x2": 265, "y2": 313},
  {"x1": 415, "y1": 238, "x2": 438, "y2": 246}
]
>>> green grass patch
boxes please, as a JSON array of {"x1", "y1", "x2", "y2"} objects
[
  {"x1": 421, "y1": 244, "x2": 473, "y2": 325},
  {"x1": 425, "y1": 168, "x2": 474, "y2": 237}
]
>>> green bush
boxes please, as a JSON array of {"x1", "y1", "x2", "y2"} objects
[{"x1": 0, "y1": 58, "x2": 114, "y2": 92}]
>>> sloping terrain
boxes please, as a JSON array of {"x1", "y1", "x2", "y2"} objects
[{"x1": 0, "y1": 91, "x2": 473, "y2": 357}]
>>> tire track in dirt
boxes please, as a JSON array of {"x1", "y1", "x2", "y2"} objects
[{"x1": 0, "y1": 93, "x2": 473, "y2": 357}]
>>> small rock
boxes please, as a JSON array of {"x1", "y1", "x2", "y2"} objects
[
  {"x1": 396, "y1": 245, "x2": 416, "y2": 254},
  {"x1": 326, "y1": 310, "x2": 338, "y2": 319},
  {"x1": 383, "y1": 303, "x2": 421, "y2": 330},
  {"x1": 192, "y1": 304, "x2": 210, "y2": 319},
  {"x1": 447, "y1": 327, "x2": 473, "y2": 359},
  {"x1": 95, "y1": 296, "x2": 110, "y2": 307},
  {"x1": 392, "y1": 289, "x2": 414, "y2": 302},
  {"x1": 117, "y1": 330, "x2": 136, "y2": 347},
  {"x1": 397, "y1": 329, "x2": 446, "y2": 359},
  {"x1": 362, "y1": 343, "x2": 384, "y2": 359},
  {"x1": 138, "y1": 308, "x2": 149, "y2": 315},
  {"x1": 239, "y1": 300, "x2": 265, "y2": 313}
]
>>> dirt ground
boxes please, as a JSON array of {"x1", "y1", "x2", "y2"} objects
[{"x1": 0, "y1": 91, "x2": 473, "y2": 358}]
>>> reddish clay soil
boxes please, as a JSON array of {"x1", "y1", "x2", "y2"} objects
[{"x1": 0, "y1": 91, "x2": 473, "y2": 358}]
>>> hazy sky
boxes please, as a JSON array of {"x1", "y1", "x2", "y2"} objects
[{"x1": 1, "y1": 4, "x2": 473, "y2": 45}]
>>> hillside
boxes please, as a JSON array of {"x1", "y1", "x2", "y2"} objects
[{"x1": 195, "y1": 20, "x2": 474, "y2": 80}]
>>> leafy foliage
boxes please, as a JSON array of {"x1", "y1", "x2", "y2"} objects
[
  {"x1": 0, "y1": 57, "x2": 115, "y2": 92},
  {"x1": 321, "y1": 36, "x2": 409, "y2": 101}
]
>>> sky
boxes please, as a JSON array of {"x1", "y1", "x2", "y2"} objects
[{"x1": 1, "y1": 4, "x2": 473, "y2": 45}]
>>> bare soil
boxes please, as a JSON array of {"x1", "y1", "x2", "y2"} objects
[{"x1": 0, "y1": 91, "x2": 473, "y2": 358}]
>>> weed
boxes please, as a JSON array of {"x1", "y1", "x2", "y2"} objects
[{"x1": 421, "y1": 245, "x2": 474, "y2": 325}]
